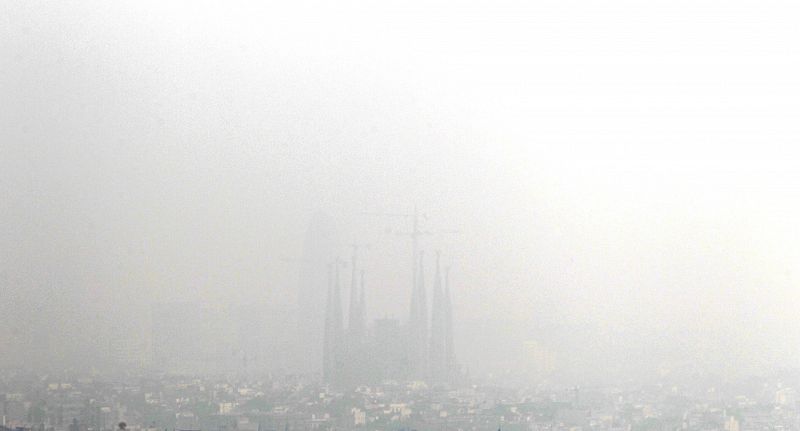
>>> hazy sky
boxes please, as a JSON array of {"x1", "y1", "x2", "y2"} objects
[{"x1": 3, "y1": 0, "x2": 800, "y2": 378}]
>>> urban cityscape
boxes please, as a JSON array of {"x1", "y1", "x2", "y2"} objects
[
  {"x1": 5, "y1": 358, "x2": 800, "y2": 431},
  {"x1": 5, "y1": 209, "x2": 800, "y2": 431},
  {"x1": 5, "y1": 0, "x2": 800, "y2": 431}
]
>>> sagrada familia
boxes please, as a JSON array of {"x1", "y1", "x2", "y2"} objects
[{"x1": 322, "y1": 249, "x2": 459, "y2": 388}]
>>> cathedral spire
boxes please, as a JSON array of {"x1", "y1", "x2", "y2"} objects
[
  {"x1": 408, "y1": 251, "x2": 428, "y2": 378},
  {"x1": 418, "y1": 252, "x2": 427, "y2": 330},
  {"x1": 429, "y1": 251, "x2": 446, "y2": 381},
  {"x1": 348, "y1": 246, "x2": 359, "y2": 334},
  {"x1": 358, "y1": 270, "x2": 366, "y2": 336},
  {"x1": 409, "y1": 252, "x2": 420, "y2": 330},
  {"x1": 333, "y1": 260, "x2": 343, "y2": 339},
  {"x1": 322, "y1": 263, "x2": 334, "y2": 383}
]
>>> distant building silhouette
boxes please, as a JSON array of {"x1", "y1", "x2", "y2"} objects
[
  {"x1": 322, "y1": 261, "x2": 344, "y2": 385},
  {"x1": 428, "y1": 252, "x2": 447, "y2": 382},
  {"x1": 323, "y1": 248, "x2": 459, "y2": 388},
  {"x1": 296, "y1": 212, "x2": 337, "y2": 374},
  {"x1": 407, "y1": 252, "x2": 429, "y2": 379}
]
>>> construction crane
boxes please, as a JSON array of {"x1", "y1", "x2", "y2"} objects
[{"x1": 362, "y1": 206, "x2": 459, "y2": 288}]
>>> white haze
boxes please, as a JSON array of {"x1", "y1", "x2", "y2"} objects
[{"x1": 2, "y1": 0, "x2": 800, "y2": 382}]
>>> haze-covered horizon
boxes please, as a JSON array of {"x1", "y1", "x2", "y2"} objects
[{"x1": 3, "y1": 0, "x2": 800, "y2": 385}]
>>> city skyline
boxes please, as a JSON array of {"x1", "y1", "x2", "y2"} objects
[{"x1": 5, "y1": 2, "x2": 800, "y2": 430}]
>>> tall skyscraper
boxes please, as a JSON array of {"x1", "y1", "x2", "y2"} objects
[
  {"x1": 428, "y1": 252, "x2": 447, "y2": 381},
  {"x1": 296, "y1": 212, "x2": 336, "y2": 374},
  {"x1": 323, "y1": 261, "x2": 344, "y2": 385},
  {"x1": 408, "y1": 252, "x2": 429, "y2": 379}
]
